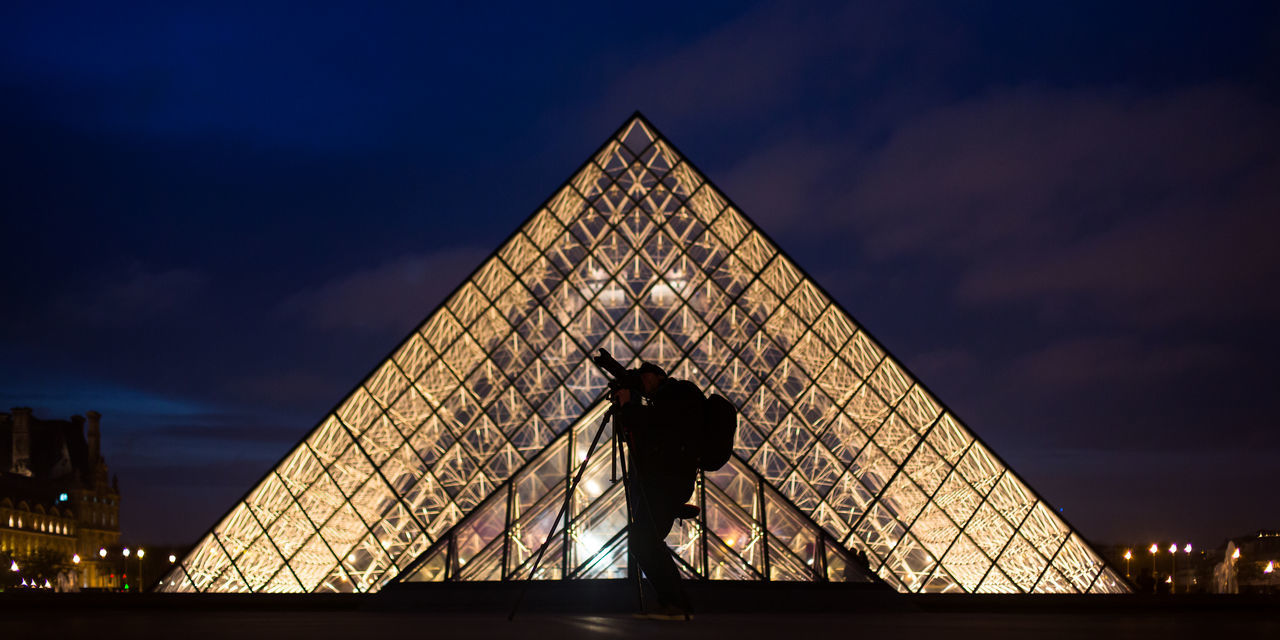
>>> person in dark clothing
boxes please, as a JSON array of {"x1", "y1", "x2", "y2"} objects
[{"x1": 611, "y1": 361, "x2": 703, "y2": 617}]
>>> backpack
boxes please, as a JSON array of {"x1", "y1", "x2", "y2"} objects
[{"x1": 697, "y1": 393, "x2": 738, "y2": 471}]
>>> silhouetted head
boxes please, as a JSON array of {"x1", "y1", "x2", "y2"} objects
[{"x1": 637, "y1": 361, "x2": 667, "y2": 395}]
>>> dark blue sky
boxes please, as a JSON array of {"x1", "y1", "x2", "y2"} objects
[{"x1": 3, "y1": 1, "x2": 1277, "y2": 547}]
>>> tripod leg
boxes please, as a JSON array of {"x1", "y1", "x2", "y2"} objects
[
  {"x1": 508, "y1": 412, "x2": 613, "y2": 621},
  {"x1": 617, "y1": 447, "x2": 647, "y2": 613}
]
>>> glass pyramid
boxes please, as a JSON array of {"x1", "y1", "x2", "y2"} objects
[{"x1": 156, "y1": 114, "x2": 1128, "y2": 595}]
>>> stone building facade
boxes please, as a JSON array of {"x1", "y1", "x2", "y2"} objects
[{"x1": 1, "y1": 408, "x2": 121, "y2": 590}]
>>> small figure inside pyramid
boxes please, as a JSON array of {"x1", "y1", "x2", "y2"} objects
[{"x1": 157, "y1": 114, "x2": 1128, "y2": 595}]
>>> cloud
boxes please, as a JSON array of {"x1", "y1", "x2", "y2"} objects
[
  {"x1": 274, "y1": 248, "x2": 486, "y2": 332},
  {"x1": 844, "y1": 86, "x2": 1280, "y2": 324},
  {"x1": 54, "y1": 265, "x2": 208, "y2": 327},
  {"x1": 1005, "y1": 336, "x2": 1237, "y2": 389},
  {"x1": 594, "y1": 2, "x2": 945, "y2": 132}
]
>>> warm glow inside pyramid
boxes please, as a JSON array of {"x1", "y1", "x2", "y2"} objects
[{"x1": 158, "y1": 114, "x2": 1128, "y2": 595}]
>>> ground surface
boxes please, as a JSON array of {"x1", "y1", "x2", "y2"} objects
[
  {"x1": 2, "y1": 585, "x2": 1276, "y2": 639},
  {"x1": 3, "y1": 608, "x2": 1278, "y2": 640}
]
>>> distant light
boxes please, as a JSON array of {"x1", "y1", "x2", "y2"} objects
[
  {"x1": 138, "y1": 549, "x2": 145, "y2": 559},
  {"x1": 1124, "y1": 550, "x2": 1132, "y2": 560},
  {"x1": 72, "y1": 554, "x2": 81, "y2": 564},
  {"x1": 9, "y1": 561, "x2": 18, "y2": 572},
  {"x1": 1232, "y1": 548, "x2": 1241, "y2": 560},
  {"x1": 123, "y1": 547, "x2": 131, "y2": 557},
  {"x1": 1149, "y1": 544, "x2": 1159, "y2": 554},
  {"x1": 99, "y1": 548, "x2": 107, "y2": 558},
  {"x1": 1165, "y1": 576, "x2": 1172, "y2": 583},
  {"x1": 1168, "y1": 543, "x2": 1177, "y2": 554},
  {"x1": 59, "y1": 493, "x2": 68, "y2": 502},
  {"x1": 1264, "y1": 561, "x2": 1274, "y2": 575},
  {"x1": 168, "y1": 554, "x2": 176, "y2": 563},
  {"x1": 43, "y1": 579, "x2": 51, "y2": 588},
  {"x1": 1184, "y1": 544, "x2": 1192, "y2": 554}
]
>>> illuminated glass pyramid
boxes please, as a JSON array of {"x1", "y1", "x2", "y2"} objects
[{"x1": 157, "y1": 114, "x2": 1127, "y2": 595}]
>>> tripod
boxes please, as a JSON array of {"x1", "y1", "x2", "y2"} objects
[{"x1": 508, "y1": 397, "x2": 679, "y2": 620}]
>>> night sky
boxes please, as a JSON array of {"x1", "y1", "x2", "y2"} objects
[{"x1": 3, "y1": 1, "x2": 1278, "y2": 549}]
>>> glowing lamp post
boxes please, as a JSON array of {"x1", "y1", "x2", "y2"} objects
[
  {"x1": 1124, "y1": 550, "x2": 1132, "y2": 577},
  {"x1": 137, "y1": 549, "x2": 145, "y2": 592},
  {"x1": 1148, "y1": 544, "x2": 1159, "y2": 588},
  {"x1": 9, "y1": 560, "x2": 18, "y2": 572},
  {"x1": 1168, "y1": 543, "x2": 1178, "y2": 592}
]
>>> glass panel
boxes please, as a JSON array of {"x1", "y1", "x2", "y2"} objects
[
  {"x1": 403, "y1": 545, "x2": 449, "y2": 582},
  {"x1": 288, "y1": 533, "x2": 338, "y2": 592},
  {"x1": 394, "y1": 332, "x2": 435, "y2": 381}
]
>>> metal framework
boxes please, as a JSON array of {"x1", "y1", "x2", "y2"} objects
[
  {"x1": 156, "y1": 114, "x2": 1128, "y2": 595},
  {"x1": 396, "y1": 401, "x2": 873, "y2": 584}
]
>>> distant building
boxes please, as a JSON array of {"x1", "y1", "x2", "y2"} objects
[
  {"x1": 1, "y1": 408, "x2": 121, "y2": 590},
  {"x1": 1213, "y1": 530, "x2": 1280, "y2": 594}
]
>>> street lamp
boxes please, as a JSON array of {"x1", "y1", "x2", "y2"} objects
[
  {"x1": 1169, "y1": 543, "x2": 1178, "y2": 592},
  {"x1": 168, "y1": 554, "x2": 176, "y2": 563},
  {"x1": 99, "y1": 548, "x2": 107, "y2": 559},
  {"x1": 1124, "y1": 550, "x2": 1132, "y2": 577},
  {"x1": 1233, "y1": 548, "x2": 1240, "y2": 560},
  {"x1": 9, "y1": 560, "x2": 18, "y2": 572},
  {"x1": 1149, "y1": 544, "x2": 1159, "y2": 590},
  {"x1": 137, "y1": 549, "x2": 145, "y2": 593},
  {"x1": 123, "y1": 547, "x2": 130, "y2": 558},
  {"x1": 72, "y1": 554, "x2": 80, "y2": 564}
]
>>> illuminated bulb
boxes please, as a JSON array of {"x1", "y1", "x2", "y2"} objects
[
  {"x1": 1123, "y1": 550, "x2": 1132, "y2": 560},
  {"x1": 72, "y1": 554, "x2": 80, "y2": 564},
  {"x1": 169, "y1": 554, "x2": 176, "y2": 563},
  {"x1": 1233, "y1": 548, "x2": 1241, "y2": 560},
  {"x1": 99, "y1": 548, "x2": 107, "y2": 558},
  {"x1": 43, "y1": 579, "x2": 50, "y2": 588},
  {"x1": 9, "y1": 561, "x2": 18, "y2": 572},
  {"x1": 1168, "y1": 543, "x2": 1176, "y2": 554},
  {"x1": 138, "y1": 549, "x2": 145, "y2": 559},
  {"x1": 1149, "y1": 544, "x2": 1158, "y2": 554},
  {"x1": 726, "y1": 539, "x2": 735, "y2": 547},
  {"x1": 1165, "y1": 576, "x2": 1172, "y2": 583},
  {"x1": 123, "y1": 547, "x2": 130, "y2": 557},
  {"x1": 1184, "y1": 544, "x2": 1192, "y2": 554},
  {"x1": 1264, "y1": 561, "x2": 1274, "y2": 574}
]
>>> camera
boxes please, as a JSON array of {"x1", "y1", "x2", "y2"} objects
[{"x1": 591, "y1": 349, "x2": 642, "y2": 397}]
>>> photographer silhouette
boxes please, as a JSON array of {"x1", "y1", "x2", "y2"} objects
[{"x1": 609, "y1": 359, "x2": 703, "y2": 618}]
